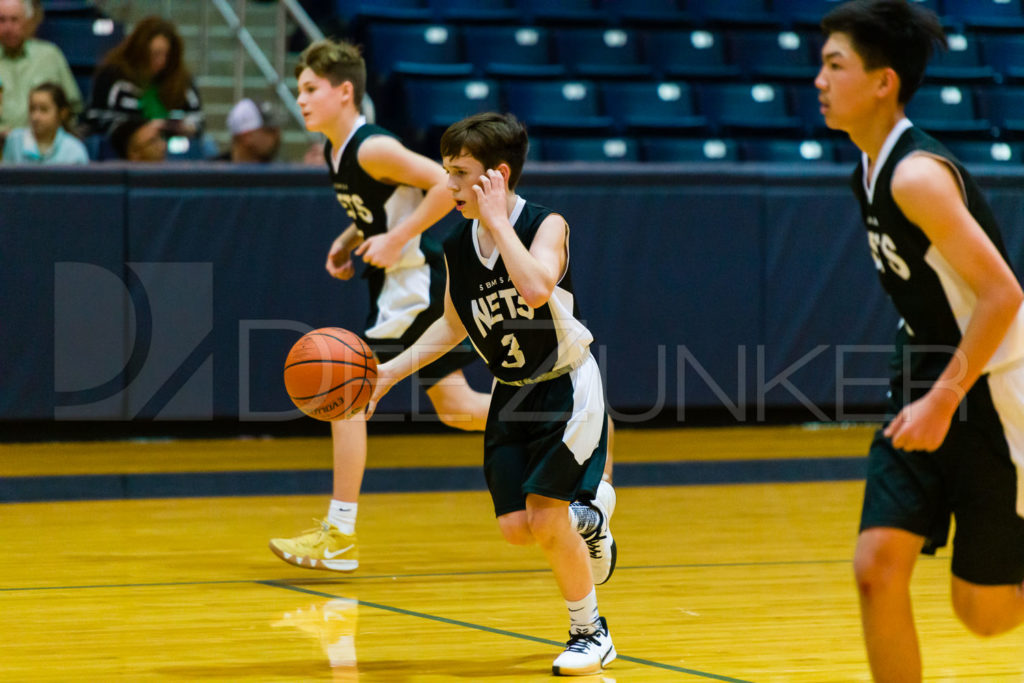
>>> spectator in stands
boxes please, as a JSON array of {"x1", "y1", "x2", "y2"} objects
[
  {"x1": 109, "y1": 116, "x2": 166, "y2": 162},
  {"x1": 83, "y1": 16, "x2": 203, "y2": 141},
  {"x1": 0, "y1": 0, "x2": 82, "y2": 136},
  {"x1": 2, "y1": 81, "x2": 87, "y2": 163},
  {"x1": 216, "y1": 97, "x2": 281, "y2": 162}
]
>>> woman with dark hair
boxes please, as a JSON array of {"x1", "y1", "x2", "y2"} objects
[{"x1": 83, "y1": 15, "x2": 203, "y2": 139}]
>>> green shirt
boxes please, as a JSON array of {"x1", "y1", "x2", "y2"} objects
[{"x1": 0, "y1": 39, "x2": 83, "y2": 132}]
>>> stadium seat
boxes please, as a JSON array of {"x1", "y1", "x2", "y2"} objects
[
  {"x1": 686, "y1": 0, "x2": 779, "y2": 27},
  {"x1": 774, "y1": 0, "x2": 847, "y2": 28},
  {"x1": 333, "y1": 0, "x2": 431, "y2": 24},
  {"x1": 40, "y1": 0, "x2": 105, "y2": 18},
  {"x1": 942, "y1": 0, "x2": 1024, "y2": 30},
  {"x1": 741, "y1": 138, "x2": 837, "y2": 162},
  {"x1": 426, "y1": 0, "x2": 519, "y2": 23},
  {"x1": 697, "y1": 82, "x2": 803, "y2": 135},
  {"x1": 944, "y1": 140, "x2": 1024, "y2": 164},
  {"x1": 904, "y1": 85, "x2": 991, "y2": 136},
  {"x1": 729, "y1": 30, "x2": 818, "y2": 81},
  {"x1": 503, "y1": 80, "x2": 614, "y2": 132},
  {"x1": 554, "y1": 28, "x2": 652, "y2": 79},
  {"x1": 541, "y1": 136, "x2": 640, "y2": 162},
  {"x1": 644, "y1": 29, "x2": 742, "y2": 81},
  {"x1": 641, "y1": 137, "x2": 739, "y2": 161},
  {"x1": 790, "y1": 85, "x2": 831, "y2": 135},
  {"x1": 601, "y1": 81, "x2": 708, "y2": 134},
  {"x1": 514, "y1": 0, "x2": 609, "y2": 25},
  {"x1": 402, "y1": 78, "x2": 501, "y2": 152},
  {"x1": 599, "y1": 0, "x2": 692, "y2": 27},
  {"x1": 981, "y1": 35, "x2": 1024, "y2": 83},
  {"x1": 463, "y1": 25, "x2": 566, "y2": 79},
  {"x1": 35, "y1": 17, "x2": 123, "y2": 68},
  {"x1": 976, "y1": 87, "x2": 1024, "y2": 138},
  {"x1": 926, "y1": 33, "x2": 996, "y2": 83},
  {"x1": 365, "y1": 24, "x2": 472, "y2": 81}
]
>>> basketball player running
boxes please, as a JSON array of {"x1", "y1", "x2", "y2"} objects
[
  {"x1": 366, "y1": 112, "x2": 617, "y2": 676},
  {"x1": 818, "y1": 2, "x2": 1024, "y2": 680},
  {"x1": 268, "y1": 39, "x2": 489, "y2": 571},
  {"x1": 269, "y1": 41, "x2": 616, "y2": 584}
]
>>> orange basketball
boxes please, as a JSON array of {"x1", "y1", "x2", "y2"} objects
[{"x1": 283, "y1": 327, "x2": 377, "y2": 421}]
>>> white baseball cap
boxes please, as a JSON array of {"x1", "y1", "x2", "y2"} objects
[{"x1": 226, "y1": 98, "x2": 279, "y2": 136}]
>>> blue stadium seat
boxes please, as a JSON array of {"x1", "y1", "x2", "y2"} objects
[
  {"x1": 463, "y1": 25, "x2": 564, "y2": 79},
  {"x1": 554, "y1": 28, "x2": 652, "y2": 79},
  {"x1": 641, "y1": 137, "x2": 739, "y2": 161},
  {"x1": 926, "y1": 33, "x2": 996, "y2": 83},
  {"x1": 366, "y1": 24, "x2": 472, "y2": 81},
  {"x1": 503, "y1": 80, "x2": 613, "y2": 132},
  {"x1": 729, "y1": 30, "x2": 818, "y2": 81},
  {"x1": 686, "y1": 0, "x2": 779, "y2": 27},
  {"x1": 741, "y1": 138, "x2": 837, "y2": 162},
  {"x1": 945, "y1": 140, "x2": 1024, "y2": 164},
  {"x1": 333, "y1": 0, "x2": 431, "y2": 24},
  {"x1": 774, "y1": 0, "x2": 847, "y2": 28},
  {"x1": 905, "y1": 85, "x2": 991, "y2": 136},
  {"x1": 426, "y1": 0, "x2": 519, "y2": 23},
  {"x1": 976, "y1": 87, "x2": 1024, "y2": 138},
  {"x1": 790, "y1": 85, "x2": 830, "y2": 135},
  {"x1": 35, "y1": 17, "x2": 123, "y2": 68},
  {"x1": 463, "y1": 25, "x2": 565, "y2": 79},
  {"x1": 601, "y1": 81, "x2": 708, "y2": 134},
  {"x1": 981, "y1": 35, "x2": 1024, "y2": 83},
  {"x1": 514, "y1": 0, "x2": 609, "y2": 25},
  {"x1": 645, "y1": 29, "x2": 742, "y2": 81},
  {"x1": 599, "y1": 0, "x2": 692, "y2": 27},
  {"x1": 943, "y1": 0, "x2": 1024, "y2": 30},
  {"x1": 697, "y1": 82, "x2": 803, "y2": 135},
  {"x1": 40, "y1": 1, "x2": 105, "y2": 18},
  {"x1": 402, "y1": 78, "x2": 501, "y2": 152},
  {"x1": 541, "y1": 136, "x2": 640, "y2": 162}
]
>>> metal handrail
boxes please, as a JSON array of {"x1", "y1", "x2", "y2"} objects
[{"x1": 209, "y1": 0, "x2": 306, "y2": 130}]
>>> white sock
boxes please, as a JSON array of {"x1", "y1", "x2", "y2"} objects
[
  {"x1": 327, "y1": 500, "x2": 357, "y2": 535},
  {"x1": 566, "y1": 587, "x2": 600, "y2": 635}
]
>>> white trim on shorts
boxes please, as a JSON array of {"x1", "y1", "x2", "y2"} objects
[
  {"x1": 563, "y1": 353, "x2": 606, "y2": 466},
  {"x1": 987, "y1": 364, "x2": 1024, "y2": 517}
]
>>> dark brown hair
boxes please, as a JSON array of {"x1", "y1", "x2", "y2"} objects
[
  {"x1": 821, "y1": 0, "x2": 946, "y2": 104},
  {"x1": 30, "y1": 81, "x2": 75, "y2": 133},
  {"x1": 440, "y1": 112, "x2": 529, "y2": 190},
  {"x1": 295, "y1": 39, "x2": 366, "y2": 108},
  {"x1": 100, "y1": 15, "x2": 192, "y2": 110}
]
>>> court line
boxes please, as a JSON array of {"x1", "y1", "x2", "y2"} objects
[
  {"x1": 0, "y1": 555, "x2": 947, "y2": 593},
  {"x1": 260, "y1": 579, "x2": 753, "y2": 683},
  {"x1": 0, "y1": 457, "x2": 868, "y2": 503}
]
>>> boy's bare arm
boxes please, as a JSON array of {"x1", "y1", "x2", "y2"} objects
[{"x1": 354, "y1": 136, "x2": 455, "y2": 269}]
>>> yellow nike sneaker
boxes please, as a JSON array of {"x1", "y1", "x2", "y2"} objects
[{"x1": 269, "y1": 519, "x2": 358, "y2": 572}]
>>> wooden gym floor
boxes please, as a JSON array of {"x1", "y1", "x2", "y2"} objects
[{"x1": 2, "y1": 425, "x2": 1023, "y2": 682}]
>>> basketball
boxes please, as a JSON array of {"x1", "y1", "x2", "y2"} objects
[{"x1": 283, "y1": 327, "x2": 377, "y2": 421}]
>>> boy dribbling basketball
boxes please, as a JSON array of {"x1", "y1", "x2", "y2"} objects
[{"x1": 366, "y1": 112, "x2": 617, "y2": 676}]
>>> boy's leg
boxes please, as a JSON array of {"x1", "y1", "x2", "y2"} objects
[
  {"x1": 526, "y1": 494, "x2": 615, "y2": 676},
  {"x1": 854, "y1": 527, "x2": 924, "y2": 683},
  {"x1": 603, "y1": 417, "x2": 614, "y2": 483},
  {"x1": 268, "y1": 415, "x2": 365, "y2": 572},
  {"x1": 426, "y1": 368, "x2": 489, "y2": 431},
  {"x1": 951, "y1": 578, "x2": 1024, "y2": 636}
]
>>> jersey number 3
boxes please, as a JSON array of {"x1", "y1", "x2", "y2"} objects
[
  {"x1": 500, "y1": 333, "x2": 526, "y2": 368},
  {"x1": 337, "y1": 193, "x2": 373, "y2": 223}
]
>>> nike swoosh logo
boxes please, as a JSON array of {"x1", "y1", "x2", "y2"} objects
[{"x1": 324, "y1": 545, "x2": 354, "y2": 559}]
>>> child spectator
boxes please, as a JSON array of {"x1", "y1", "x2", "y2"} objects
[{"x1": 2, "y1": 81, "x2": 87, "y2": 164}]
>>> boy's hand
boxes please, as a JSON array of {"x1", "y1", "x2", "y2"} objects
[
  {"x1": 355, "y1": 232, "x2": 403, "y2": 270},
  {"x1": 883, "y1": 388, "x2": 960, "y2": 452},
  {"x1": 364, "y1": 362, "x2": 399, "y2": 420},
  {"x1": 325, "y1": 228, "x2": 364, "y2": 280},
  {"x1": 473, "y1": 169, "x2": 510, "y2": 231}
]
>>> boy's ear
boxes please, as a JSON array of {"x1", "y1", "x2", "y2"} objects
[{"x1": 495, "y1": 162, "x2": 512, "y2": 184}]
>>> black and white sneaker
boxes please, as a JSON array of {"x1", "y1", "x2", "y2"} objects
[
  {"x1": 577, "y1": 481, "x2": 617, "y2": 585},
  {"x1": 552, "y1": 617, "x2": 616, "y2": 676}
]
